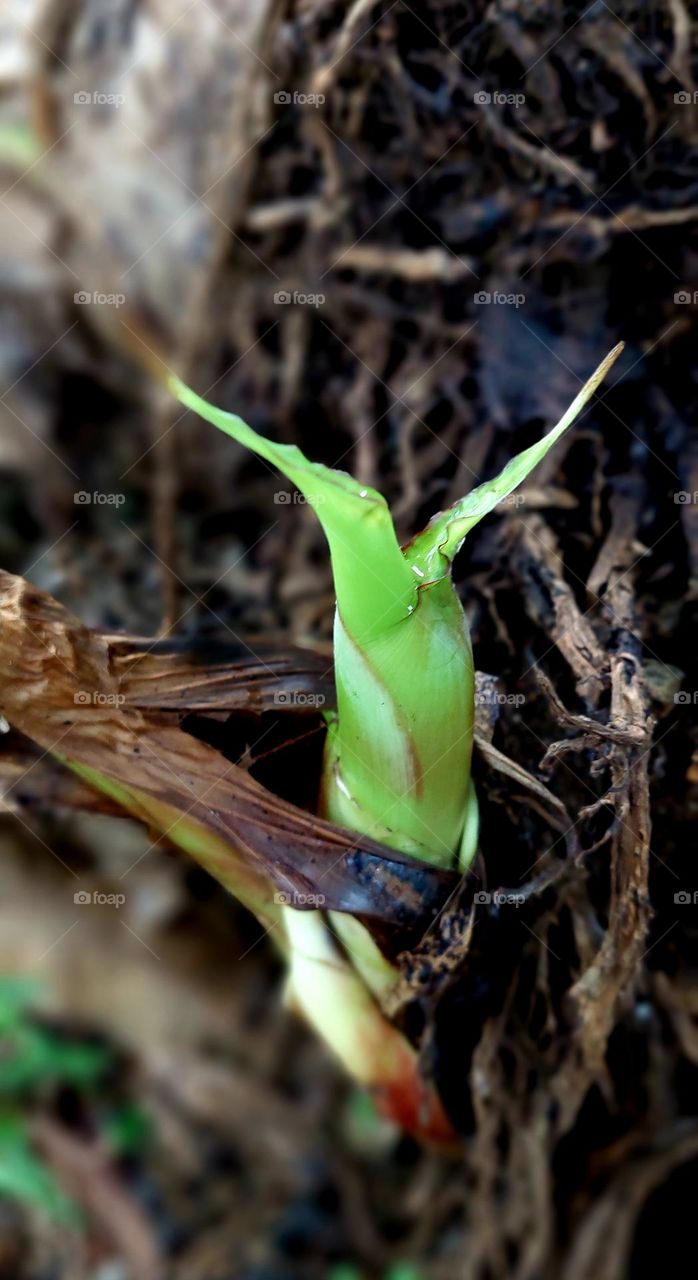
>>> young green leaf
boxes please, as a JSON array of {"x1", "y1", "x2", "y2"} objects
[
  {"x1": 404, "y1": 343, "x2": 624, "y2": 582},
  {"x1": 169, "y1": 377, "x2": 474, "y2": 865},
  {"x1": 0, "y1": 1115, "x2": 80, "y2": 1225},
  {"x1": 169, "y1": 376, "x2": 418, "y2": 643},
  {"x1": 169, "y1": 346, "x2": 622, "y2": 868}
]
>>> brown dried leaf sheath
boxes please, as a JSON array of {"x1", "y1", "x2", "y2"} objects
[
  {"x1": 107, "y1": 635, "x2": 335, "y2": 716},
  {"x1": 0, "y1": 571, "x2": 458, "y2": 952}
]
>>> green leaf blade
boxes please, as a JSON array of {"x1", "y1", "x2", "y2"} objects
[
  {"x1": 169, "y1": 375, "x2": 417, "y2": 642},
  {"x1": 405, "y1": 343, "x2": 624, "y2": 580},
  {"x1": 0, "y1": 1115, "x2": 80, "y2": 1226}
]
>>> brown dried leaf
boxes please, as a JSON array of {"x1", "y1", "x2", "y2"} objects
[
  {"x1": 107, "y1": 634, "x2": 334, "y2": 716},
  {"x1": 0, "y1": 571, "x2": 458, "y2": 951}
]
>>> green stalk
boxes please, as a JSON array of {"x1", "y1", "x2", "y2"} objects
[
  {"x1": 166, "y1": 343, "x2": 623, "y2": 1136},
  {"x1": 169, "y1": 379, "x2": 473, "y2": 865},
  {"x1": 169, "y1": 343, "x2": 622, "y2": 869},
  {"x1": 282, "y1": 907, "x2": 453, "y2": 1143},
  {"x1": 323, "y1": 575, "x2": 473, "y2": 865}
]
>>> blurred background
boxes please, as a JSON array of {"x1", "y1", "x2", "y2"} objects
[{"x1": 0, "y1": 1, "x2": 697, "y2": 1277}]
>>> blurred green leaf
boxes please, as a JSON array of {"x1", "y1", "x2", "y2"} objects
[
  {"x1": 0, "y1": 1114, "x2": 79, "y2": 1225},
  {"x1": 0, "y1": 124, "x2": 42, "y2": 170},
  {"x1": 103, "y1": 1104, "x2": 150, "y2": 1156},
  {"x1": 0, "y1": 974, "x2": 108, "y2": 1096},
  {"x1": 0, "y1": 978, "x2": 43, "y2": 1030}
]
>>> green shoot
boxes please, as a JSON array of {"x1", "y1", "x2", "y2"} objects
[
  {"x1": 168, "y1": 344, "x2": 623, "y2": 869},
  {"x1": 162, "y1": 345, "x2": 622, "y2": 1138},
  {"x1": 0, "y1": 345, "x2": 623, "y2": 1152}
]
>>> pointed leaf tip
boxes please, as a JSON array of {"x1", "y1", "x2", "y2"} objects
[
  {"x1": 405, "y1": 342, "x2": 625, "y2": 580},
  {"x1": 167, "y1": 374, "x2": 418, "y2": 642}
]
